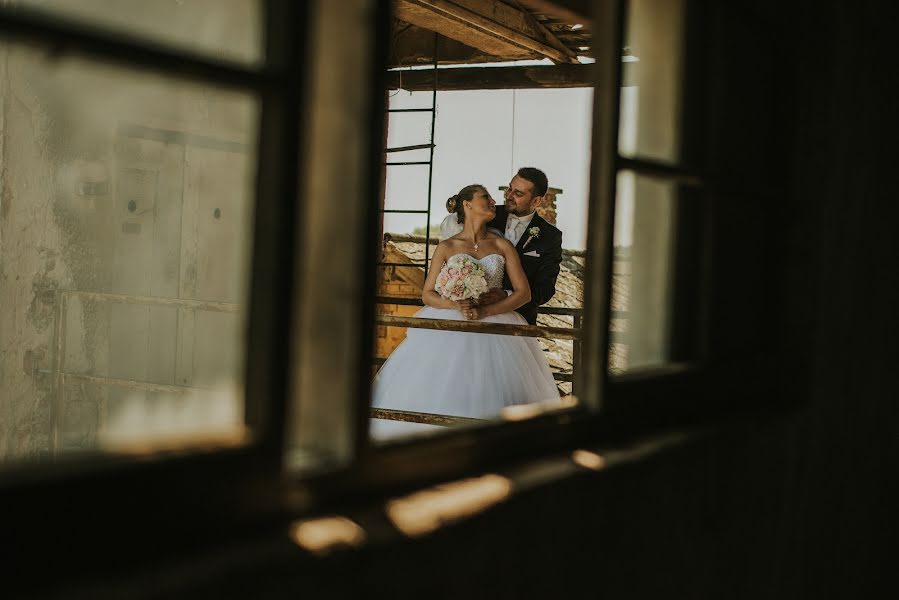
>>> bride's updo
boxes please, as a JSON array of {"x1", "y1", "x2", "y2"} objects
[{"x1": 446, "y1": 184, "x2": 484, "y2": 224}]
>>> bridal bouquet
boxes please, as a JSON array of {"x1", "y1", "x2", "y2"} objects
[{"x1": 435, "y1": 254, "x2": 489, "y2": 301}]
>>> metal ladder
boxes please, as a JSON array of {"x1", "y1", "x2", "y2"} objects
[{"x1": 378, "y1": 33, "x2": 439, "y2": 277}]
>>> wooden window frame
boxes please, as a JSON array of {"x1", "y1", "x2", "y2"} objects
[
  {"x1": 291, "y1": 0, "x2": 715, "y2": 502},
  {"x1": 291, "y1": 0, "x2": 773, "y2": 503},
  {"x1": 2, "y1": 0, "x2": 779, "y2": 592},
  {"x1": 1, "y1": 0, "x2": 312, "y2": 588}
]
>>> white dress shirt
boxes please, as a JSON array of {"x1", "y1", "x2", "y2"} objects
[{"x1": 504, "y1": 211, "x2": 536, "y2": 246}]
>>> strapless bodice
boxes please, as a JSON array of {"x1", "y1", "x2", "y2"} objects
[{"x1": 446, "y1": 253, "x2": 505, "y2": 289}]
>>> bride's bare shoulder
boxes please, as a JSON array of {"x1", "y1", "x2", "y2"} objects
[
  {"x1": 436, "y1": 238, "x2": 461, "y2": 255},
  {"x1": 492, "y1": 236, "x2": 515, "y2": 252}
]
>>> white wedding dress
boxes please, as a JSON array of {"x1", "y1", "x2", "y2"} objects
[{"x1": 370, "y1": 253, "x2": 560, "y2": 439}]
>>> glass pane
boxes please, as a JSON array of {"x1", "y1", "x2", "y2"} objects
[
  {"x1": 619, "y1": 0, "x2": 685, "y2": 162},
  {"x1": 611, "y1": 171, "x2": 678, "y2": 371},
  {"x1": 0, "y1": 42, "x2": 259, "y2": 463},
  {"x1": 17, "y1": 0, "x2": 263, "y2": 66},
  {"x1": 371, "y1": 83, "x2": 593, "y2": 441}
]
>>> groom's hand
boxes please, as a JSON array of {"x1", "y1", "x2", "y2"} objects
[
  {"x1": 455, "y1": 298, "x2": 478, "y2": 320},
  {"x1": 477, "y1": 289, "x2": 507, "y2": 307}
]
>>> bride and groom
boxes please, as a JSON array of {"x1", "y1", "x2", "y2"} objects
[{"x1": 371, "y1": 167, "x2": 564, "y2": 438}]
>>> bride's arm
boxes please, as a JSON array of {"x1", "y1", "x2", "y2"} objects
[
  {"x1": 422, "y1": 244, "x2": 465, "y2": 310},
  {"x1": 474, "y1": 240, "x2": 531, "y2": 319}
]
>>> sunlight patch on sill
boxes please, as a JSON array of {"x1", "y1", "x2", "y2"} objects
[
  {"x1": 501, "y1": 396, "x2": 578, "y2": 421},
  {"x1": 96, "y1": 426, "x2": 250, "y2": 456},
  {"x1": 386, "y1": 474, "x2": 513, "y2": 538},
  {"x1": 572, "y1": 449, "x2": 606, "y2": 471},
  {"x1": 289, "y1": 516, "x2": 366, "y2": 555}
]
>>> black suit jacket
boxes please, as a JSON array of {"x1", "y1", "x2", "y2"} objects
[{"x1": 489, "y1": 206, "x2": 563, "y2": 325}]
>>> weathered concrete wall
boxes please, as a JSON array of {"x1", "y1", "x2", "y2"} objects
[
  {"x1": 0, "y1": 44, "x2": 72, "y2": 458},
  {"x1": 0, "y1": 12, "x2": 257, "y2": 461}
]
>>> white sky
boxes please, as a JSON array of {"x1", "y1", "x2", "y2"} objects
[{"x1": 384, "y1": 86, "x2": 595, "y2": 250}]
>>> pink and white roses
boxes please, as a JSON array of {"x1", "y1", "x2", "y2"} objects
[{"x1": 435, "y1": 254, "x2": 489, "y2": 301}]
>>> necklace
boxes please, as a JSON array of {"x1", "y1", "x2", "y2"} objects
[{"x1": 464, "y1": 230, "x2": 485, "y2": 251}]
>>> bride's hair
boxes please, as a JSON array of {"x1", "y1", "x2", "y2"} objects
[{"x1": 446, "y1": 184, "x2": 484, "y2": 224}]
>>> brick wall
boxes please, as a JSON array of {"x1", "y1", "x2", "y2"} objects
[{"x1": 376, "y1": 278, "x2": 422, "y2": 360}]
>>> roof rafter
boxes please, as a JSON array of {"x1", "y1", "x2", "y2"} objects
[
  {"x1": 506, "y1": 0, "x2": 579, "y2": 62},
  {"x1": 394, "y1": 0, "x2": 581, "y2": 64},
  {"x1": 514, "y1": 0, "x2": 593, "y2": 31},
  {"x1": 387, "y1": 63, "x2": 594, "y2": 91}
]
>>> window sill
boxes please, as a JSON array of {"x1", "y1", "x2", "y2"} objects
[{"x1": 284, "y1": 429, "x2": 693, "y2": 556}]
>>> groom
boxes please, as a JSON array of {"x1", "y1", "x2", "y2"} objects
[{"x1": 479, "y1": 167, "x2": 563, "y2": 325}]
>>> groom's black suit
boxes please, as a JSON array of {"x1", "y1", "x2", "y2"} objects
[{"x1": 489, "y1": 205, "x2": 563, "y2": 325}]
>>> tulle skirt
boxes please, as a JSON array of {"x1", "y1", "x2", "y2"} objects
[{"x1": 370, "y1": 306, "x2": 560, "y2": 439}]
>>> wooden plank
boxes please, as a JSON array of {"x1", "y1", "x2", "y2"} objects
[
  {"x1": 376, "y1": 315, "x2": 580, "y2": 340},
  {"x1": 515, "y1": 0, "x2": 593, "y2": 31},
  {"x1": 387, "y1": 63, "x2": 595, "y2": 91},
  {"x1": 370, "y1": 407, "x2": 484, "y2": 426},
  {"x1": 390, "y1": 25, "x2": 537, "y2": 67},
  {"x1": 291, "y1": 0, "x2": 381, "y2": 460},
  {"x1": 506, "y1": 0, "x2": 580, "y2": 62},
  {"x1": 395, "y1": 1, "x2": 516, "y2": 59},
  {"x1": 375, "y1": 294, "x2": 586, "y2": 318},
  {"x1": 577, "y1": 0, "x2": 621, "y2": 412},
  {"x1": 395, "y1": 0, "x2": 580, "y2": 64}
]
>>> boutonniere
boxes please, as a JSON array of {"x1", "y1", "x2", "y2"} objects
[{"x1": 522, "y1": 226, "x2": 541, "y2": 249}]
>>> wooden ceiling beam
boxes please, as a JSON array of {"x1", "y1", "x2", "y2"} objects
[
  {"x1": 506, "y1": 0, "x2": 580, "y2": 62},
  {"x1": 387, "y1": 63, "x2": 595, "y2": 91},
  {"x1": 394, "y1": 0, "x2": 581, "y2": 64},
  {"x1": 514, "y1": 0, "x2": 593, "y2": 31},
  {"x1": 390, "y1": 26, "x2": 536, "y2": 67}
]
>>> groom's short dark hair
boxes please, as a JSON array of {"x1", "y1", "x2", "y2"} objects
[{"x1": 517, "y1": 167, "x2": 548, "y2": 198}]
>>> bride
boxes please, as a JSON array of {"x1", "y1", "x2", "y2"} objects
[{"x1": 371, "y1": 184, "x2": 560, "y2": 439}]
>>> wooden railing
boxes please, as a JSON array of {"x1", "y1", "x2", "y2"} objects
[{"x1": 373, "y1": 296, "x2": 585, "y2": 426}]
